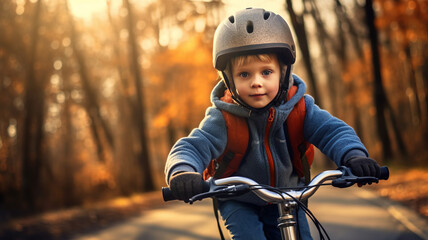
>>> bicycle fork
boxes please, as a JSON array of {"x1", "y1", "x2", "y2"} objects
[{"x1": 277, "y1": 201, "x2": 298, "y2": 240}]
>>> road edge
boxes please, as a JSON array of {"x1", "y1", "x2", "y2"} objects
[{"x1": 355, "y1": 188, "x2": 428, "y2": 240}]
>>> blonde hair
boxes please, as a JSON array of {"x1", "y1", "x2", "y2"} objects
[{"x1": 231, "y1": 54, "x2": 277, "y2": 69}]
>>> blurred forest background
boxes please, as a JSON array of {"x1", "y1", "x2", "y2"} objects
[{"x1": 0, "y1": 0, "x2": 427, "y2": 218}]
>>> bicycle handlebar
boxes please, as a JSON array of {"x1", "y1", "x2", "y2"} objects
[{"x1": 162, "y1": 166, "x2": 389, "y2": 203}]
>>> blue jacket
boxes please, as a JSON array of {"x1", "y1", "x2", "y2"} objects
[{"x1": 165, "y1": 74, "x2": 368, "y2": 204}]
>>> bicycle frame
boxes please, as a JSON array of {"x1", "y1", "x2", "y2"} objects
[{"x1": 213, "y1": 170, "x2": 343, "y2": 240}]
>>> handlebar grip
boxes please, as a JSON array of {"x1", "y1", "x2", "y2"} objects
[
  {"x1": 379, "y1": 166, "x2": 389, "y2": 180},
  {"x1": 162, "y1": 180, "x2": 210, "y2": 202},
  {"x1": 162, "y1": 187, "x2": 176, "y2": 202}
]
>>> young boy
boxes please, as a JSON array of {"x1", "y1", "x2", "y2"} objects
[{"x1": 165, "y1": 8, "x2": 380, "y2": 240}]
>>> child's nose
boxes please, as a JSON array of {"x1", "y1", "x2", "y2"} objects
[{"x1": 251, "y1": 76, "x2": 263, "y2": 87}]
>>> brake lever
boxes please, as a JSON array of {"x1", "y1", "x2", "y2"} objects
[
  {"x1": 332, "y1": 166, "x2": 379, "y2": 188},
  {"x1": 189, "y1": 184, "x2": 250, "y2": 204}
]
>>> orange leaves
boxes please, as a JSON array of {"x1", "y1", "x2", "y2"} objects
[
  {"x1": 148, "y1": 33, "x2": 217, "y2": 131},
  {"x1": 341, "y1": 58, "x2": 373, "y2": 107},
  {"x1": 376, "y1": 0, "x2": 428, "y2": 46},
  {"x1": 371, "y1": 168, "x2": 428, "y2": 218},
  {"x1": 153, "y1": 114, "x2": 169, "y2": 128}
]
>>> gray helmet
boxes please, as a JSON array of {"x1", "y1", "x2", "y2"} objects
[
  {"x1": 213, "y1": 8, "x2": 296, "y2": 110},
  {"x1": 213, "y1": 8, "x2": 296, "y2": 71}
]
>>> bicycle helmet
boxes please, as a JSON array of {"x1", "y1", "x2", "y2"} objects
[{"x1": 213, "y1": 8, "x2": 296, "y2": 110}]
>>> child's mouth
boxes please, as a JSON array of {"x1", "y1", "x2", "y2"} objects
[{"x1": 250, "y1": 94, "x2": 266, "y2": 97}]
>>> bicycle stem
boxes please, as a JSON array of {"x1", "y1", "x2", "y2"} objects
[{"x1": 277, "y1": 201, "x2": 298, "y2": 240}]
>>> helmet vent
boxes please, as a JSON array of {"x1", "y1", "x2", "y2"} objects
[
  {"x1": 246, "y1": 21, "x2": 254, "y2": 33},
  {"x1": 228, "y1": 16, "x2": 235, "y2": 23},
  {"x1": 263, "y1": 12, "x2": 270, "y2": 20}
]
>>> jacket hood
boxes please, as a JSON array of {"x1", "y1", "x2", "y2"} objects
[{"x1": 211, "y1": 74, "x2": 307, "y2": 118}]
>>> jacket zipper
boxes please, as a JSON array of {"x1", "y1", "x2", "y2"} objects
[{"x1": 264, "y1": 107, "x2": 275, "y2": 186}]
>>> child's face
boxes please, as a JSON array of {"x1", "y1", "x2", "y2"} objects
[{"x1": 232, "y1": 55, "x2": 281, "y2": 109}]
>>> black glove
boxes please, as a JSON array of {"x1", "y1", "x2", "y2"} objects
[
  {"x1": 343, "y1": 156, "x2": 380, "y2": 178},
  {"x1": 168, "y1": 172, "x2": 206, "y2": 202}
]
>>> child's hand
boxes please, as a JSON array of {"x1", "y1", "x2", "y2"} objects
[
  {"x1": 168, "y1": 172, "x2": 206, "y2": 202},
  {"x1": 343, "y1": 156, "x2": 380, "y2": 178}
]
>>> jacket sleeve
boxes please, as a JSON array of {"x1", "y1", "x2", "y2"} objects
[
  {"x1": 303, "y1": 95, "x2": 368, "y2": 166},
  {"x1": 164, "y1": 107, "x2": 228, "y2": 183}
]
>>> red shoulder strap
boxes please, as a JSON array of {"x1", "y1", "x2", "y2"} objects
[
  {"x1": 203, "y1": 90, "x2": 249, "y2": 180},
  {"x1": 286, "y1": 86, "x2": 314, "y2": 181}
]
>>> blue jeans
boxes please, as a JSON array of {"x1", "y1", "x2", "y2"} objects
[{"x1": 218, "y1": 200, "x2": 312, "y2": 240}]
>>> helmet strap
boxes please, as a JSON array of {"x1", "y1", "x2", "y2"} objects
[{"x1": 273, "y1": 64, "x2": 292, "y2": 106}]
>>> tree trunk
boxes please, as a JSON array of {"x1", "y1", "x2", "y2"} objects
[
  {"x1": 62, "y1": 85, "x2": 78, "y2": 207},
  {"x1": 422, "y1": 59, "x2": 428, "y2": 139},
  {"x1": 385, "y1": 100, "x2": 408, "y2": 157},
  {"x1": 106, "y1": 0, "x2": 141, "y2": 195},
  {"x1": 21, "y1": 0, "x2": 44, "y2": 211},
  {"x1": 364, "y1": 0, "x2": 392, "y2": 160},
  {"x1": 286, "y1": 0, "x2": 322, "y2": 107},
  {"x1": 404, "y1": 45, "x2": 422, "y2": 123},
  {"x1": 308, "y1": 0, "x2": 339, "y2": 113},
  {"x1": 339, "y1": 0, "x2": 364, "y2": 59},
  {"x1": 334, "y1": 0, "x2": 365, "y2": 137},
  {"x1": 123, "y1": 0, "x2": 155, "y2": 191},
  {"x1": 64, "y1": 0, "x2": 114, "y2": 162}
]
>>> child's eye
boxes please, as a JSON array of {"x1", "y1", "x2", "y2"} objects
[
  {"x1": 239, "y1": 72, "x2": 249, "y2": 78},
  {"x1": 262, "y1": 70, "x2": 273, "y2": 76}
]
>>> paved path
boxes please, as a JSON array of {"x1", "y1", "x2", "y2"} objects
[
  {"x1": 308, "y1": 186, "x2": 428, "y2": 240},
  {"x1": 71, "y1": 200, "x2": 221, "y2": 240},
  {"x1": 71, "y1": 187, "x2": 428, "y2": 240}
]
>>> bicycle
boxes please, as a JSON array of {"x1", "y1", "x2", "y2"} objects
[{"x1": 162, "y1": 166, "x2": 389, "y2": 240}]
